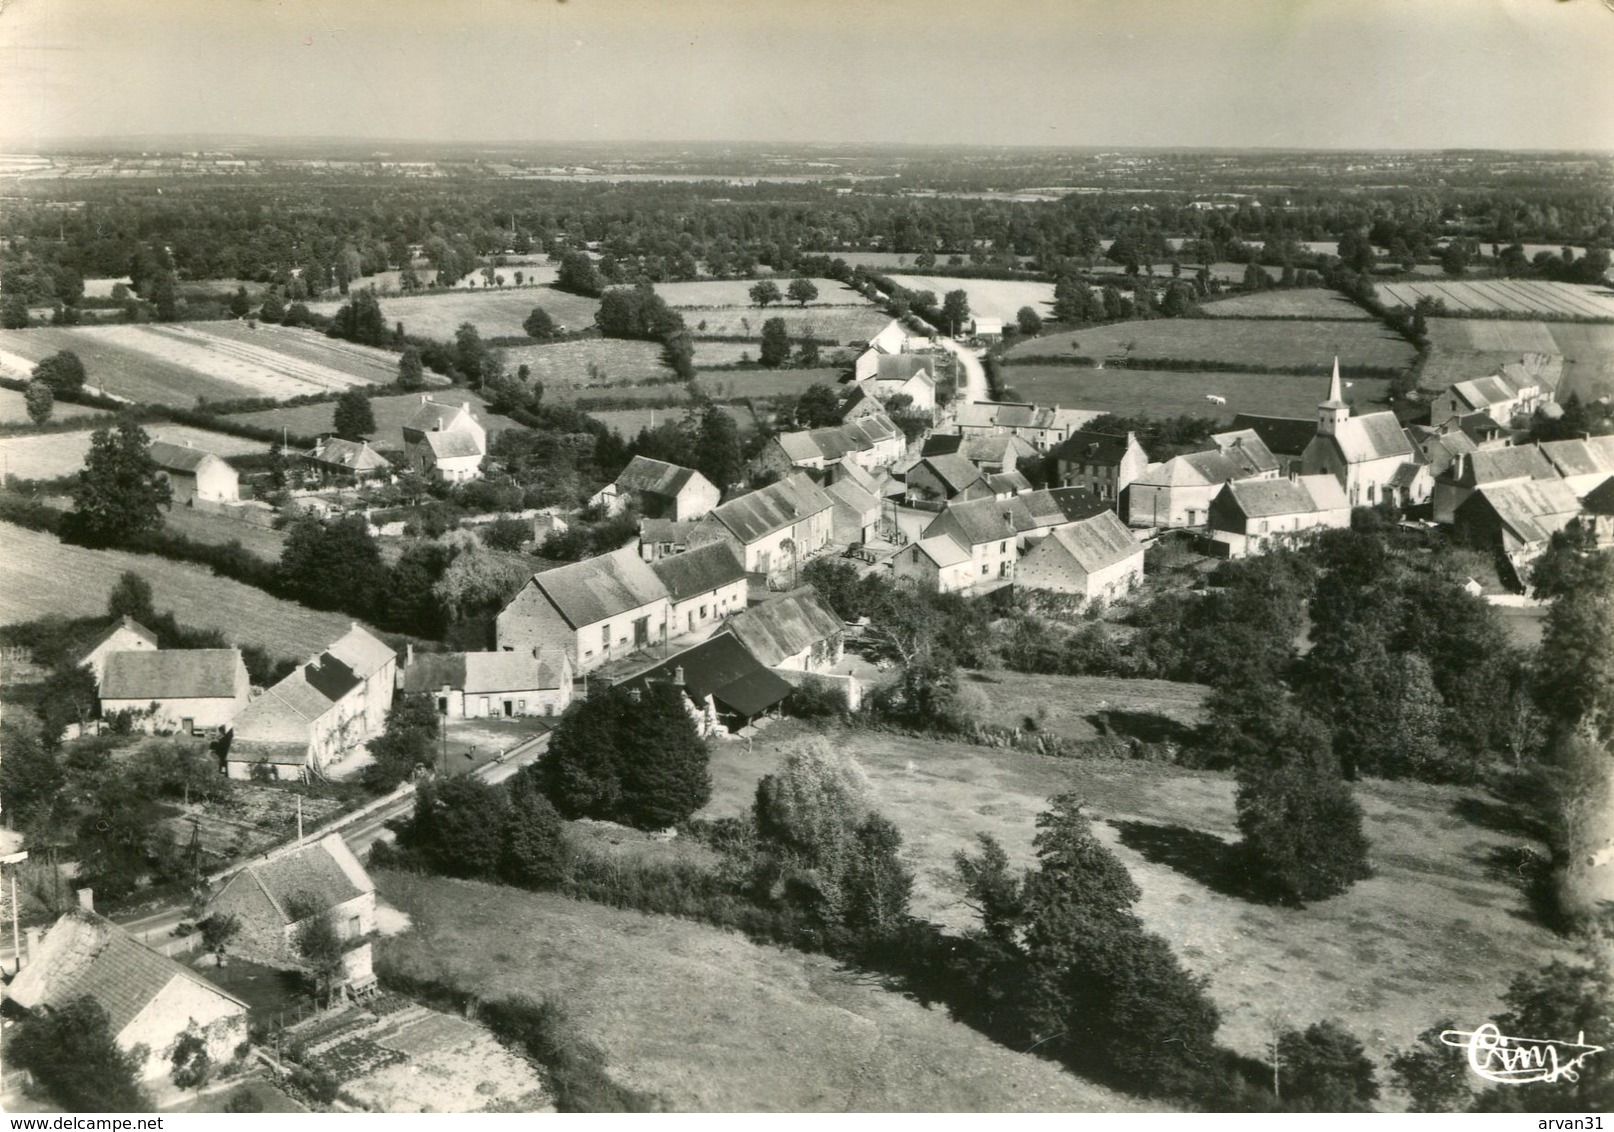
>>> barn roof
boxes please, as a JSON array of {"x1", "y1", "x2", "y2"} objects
[
  {"x1": 1228, "y1": 414, "x2": 1316, "y2": 458},
  {"x1": 306, "y1": 436, "x2": 393, "y2": 472},
  {"x1": 325, "y1": 625, "x2": 396, "y2": 681},
  {"x1": 1038, "y1": 511, "x2": 1142, "y2": 573},
  {"x1": 613, "y1": 456, "x2": 700, "y2": 499},
  {"x1": 148, "y1": 439, "x2": 227, "y2": 475},
  {"x1": 399, "y1": 651, "x2": 467, "y2": 693},
  {"x1": 1461, "y1": 445, "x2": 1560, "y2": 485},
  {"x1": 623, "y1": 634, "x2": 793, "y2": 719},
  {"x1": 707, "y1": 474, "x2": 833, "y2": 544},
  {"x1": 1463, "y1": 478, "x2": 1582, "y2": 545},
  {"x1": 874, "y1": 354, "x2": 935, "y2": 383},
  {"x1": 913, "y1": 533, "x2": 971, "y2": 568},
  {"x1": 76, "y1": 616, "x2": 158, "y2": 664},
  {"x1": 722, "y1": 586, "x2": 843, "y2": 668},
  {"x1": 926, "y1": 496, "x2": 1018, "y2": 546},
  {"x1": 99, "y1": 648, "x2": 241, "y2": 701},
  {"x1": 1540, "y1": 437, "x2": 1614, "y2": 480},
  {"x1": 239, "y1": 834, "x2": 373, "y2": 924},
  {"x1": 532, "y1": 547, "x2": 668, "y2": 629},
  {"x1": 914, "y1": 454, "x2": 984, "y2": 496},
  {"x1": 649, "y1": 540, "x2": 746, "y2": 602}
]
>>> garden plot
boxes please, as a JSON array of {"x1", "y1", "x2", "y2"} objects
[
  {"x1": 1375, "y1": 278, "x2": 1614, "y2": 318},
  {"x1": 498, "y1": 338, "x2": 671, "y2": 387},
  {"x1": 884, "y1": 275, "x2": 1055, "y2": 326}
]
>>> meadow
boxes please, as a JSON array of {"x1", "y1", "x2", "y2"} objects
[
  {"x1": 0, "y1": 387, "x2": 109, "y2": 426},
  {"x1": 961, "y1": 670, "x2": 1209, "y2": 744},
  {"x1": 499, "y1": 338, "x2": 671, "y2": 387},
  {"x1": 1006, "y1": 318, "x2": 1416, "y2": 372},
  {"x1": 700, "y1": 721, "x2": 1573, "y2": 1081},
  {"x1": 656, "y1": 278, "x2": 861, "y2": 308},
  {"x1": 588, "y1": 403, "x2": 755, "y2": 440},
  {"x1": 998, "y1": 364, "x2": 1391, "y2": 422},
  {"x1": 1375, "y1": 278, "x2": 1614, "y2": 319},
  {"x1": 1424, "y1": 318, "x2": 1614, "y2": 402},
  {"x1": 684, "y1": 305, "x2": 889, "y2": 344},
  {"x1": 310, "y1": 285, "x2": 603, "y2": 340},
  {"x1": 884, "y1": 275, "x2": 1055, "y2": 325},
  {"x1": 0, "y1": 423, "x2": 268, "y2": 480},
  {"x1": 692, "y1": 367, "x2": 844, "y2": 402},
  {"x1": 376, "y1": 873, "x2": 1145, "y2": 1113},
  {"x1": 225, "y1": 390, "x2": 523, "y2": 450},
  {"x1": 0, "y1": 521, "x2": 364, "y2": 656},
  {"x1": 1198, "y1": 288, "x2": 1372, "y2": 320}
]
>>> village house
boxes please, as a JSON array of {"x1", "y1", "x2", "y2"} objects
[
  {"x1": 904, "y1": 453, "x2": 990, "y2": 506},
  {"x1": 1227, "y1": 413, "x2": 1317, "y2": 476},
  {"x1": 1431, "y1": 446, "x2": 1561, "y2": 525},
  {"x1": 616, "y1": 633, "x2": 794, "y2": 737},
  {"x1": 302, "y1": 436, "x2": 394, "y2": 483},
  {"x1": 589, "y1": 456, "x2": 720, "y2": 520},
  {"x1": 1016, "y1": 509, "x2": 1145, "y2": 608},
  {"x1": 691, "y1": 473, "x2": 835, "y2": 583},
  {"x1": 4, "y1": 910, "x2": 249, "y2": 1085},
  {"x1": 1579, "y1": 476, "x2": 1614, "y2": 548},
  {"x1": 1407, "y1": 423, "x2": 1483, "y2": 480},
  {"x1": 851, "y1": 318, "x2": 914, "y2": 381},
  {"x1": 1452, "y1": 478, "x2": 1583, "y2": 576},
  {"x1": 921, "y1": 499, "x2": 1019, "y2": 587},
  {"x1": 750, "y1": 414, "x2": 905, "y2": 479},
  {"x1": 149, "y1": 439, "x2": 239, "y2": 505},
  {"x1": 401, "y1": 396, "x2": 487, "y2": 482},
  {"x1": 226, "y1": 625, "x2": 397, "y2": 780},
  {"x1": 949, "y1": 400, "x2": 1102, "y2": 453},
  {"x1": 1124, "y1": 432, "x2": 1279, "y2": 529},
  {"x1": 924, "y1": 432, "x2": 1040, "y2": 476},
  {"x1": 892, "y1": 532, "x2": 978, "y2": 595},
  {"x1": 206, "y1": 834, "x2": 377, "y2": 996},
  {"x1": 968, "y1": 316, "x2": 1004, "y2": 343},
  {"x1": 867, "y1": 354, "x2": 939, "y2": 412},
  {"x1": 75, "y1": 615, "x2": 158, "y2": 687},
  {"x1": 825, "y1": 474, "x2": 882, "y2": 545},
  {"x1": 638, "y1": 518, "x2": 701, "y2": 561},
  {"x1": 1539, "y1": 436, "x2": 1614, "y2": 498},
  {"x1": 1431, "y1": 374, "x2": 1527, "y2": 429},
  {"x1": 98, "y1": 648, "x2": 251, "y2": 734},
  {"x1": 1052, "y1": 429, "x2": 1149, "y2": 505},
  {"x1": 1205, "y1": 474, "x2": 1352, "y2": 558},
  {"x1": 722, "y1": 586, "x2": 845, "y2": 674},
  {"x1": 1300, "y1": 359, "x2": 1421, "y2": 508},
  {"x1": 399, "y1": 646, "x2": 573, "y2": 718},
  {"x1": 497, "y1": 547, "x2": 670, "y2": 674},
  {"x1": 651, "y1": 540, "x2": 749, "y2": 637}
]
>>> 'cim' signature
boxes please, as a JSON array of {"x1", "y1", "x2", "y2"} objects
[{"x1": 1441, "y1": 1024, "x2": 1606, "y2": 1086}]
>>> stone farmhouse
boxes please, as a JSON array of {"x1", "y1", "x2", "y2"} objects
[
  {"x1": 691, "y1": 473, "x2": 835, "y2": 583},
  {"x1": 1016, "y1": 510, "x2": 1145, "y2": 608},
  {"x1": 589, "y1": 456, "x2": 720, "y2": 520},
  {"x1": 149, "y1": 439, "x2": 238, "y2": 505},
  {"x1": 402, "y1": 396, "x2": 486, "y2": 482},
  {"x1": 1205, "y1": 474, "x2": 1352, "y2": 558},
  {"x1": 75, "y1": 615, "x2": 158, "y2": 687},
  {"x1": 303, "y1": 436, "x2": 394, "y2": 483},
  {"x1": 1052, "y1": 429, "x2": 1150, "y2": 506},
  {"x1": 399, "y1": 646, "x2": 573, "y2": 719},
  {"x1": 98, "y1": 647, "x2": 251, "y2": 734}
]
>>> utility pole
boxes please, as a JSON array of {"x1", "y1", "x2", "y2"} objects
[{"x1": 3, "y1": 851, "x2": 28, "y2": 975}]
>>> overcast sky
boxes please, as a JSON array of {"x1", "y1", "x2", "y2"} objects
[{"x1": 1, "y1": 0, "x2": 1611, "y2": 150}]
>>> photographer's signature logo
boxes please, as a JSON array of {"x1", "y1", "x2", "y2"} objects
[{"x1": 1441, "y1": 1024, "x2": 1605, "y2": 1085}]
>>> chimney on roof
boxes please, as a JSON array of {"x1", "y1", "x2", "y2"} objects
[
  {"x1": 77, "y1": 887, "x2": 94, "y2": 912},
  {"x1": 405, "y1": 643, "x2": 414, "y2": 666},
  {"x1": 674, "y1": 665, "x2": 685, "y2": 686}
]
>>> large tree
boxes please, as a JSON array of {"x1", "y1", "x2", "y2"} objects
[
  {"x1": 691, "y1": 402, "x2": 743, "y2": 491},
  {"x1": 276, "y1": 514, "x2": 385, "y2": 616},
  {"x1": 8, "y1": 996, "x2": 147, "y2": 1112},
  {"x1": 332, "y1": 389, "x2": 376, "y2": 439},
  {"x1": 24, "y1": 380, "x2": 53, "y2": 425},
  {"x1": 397, "y1": 345, "x2": 426, "y2": 391},
  {"x1": 940, "y1": 289, "x2": 971, "y2": 334},
  {"x1": 749, "y1": 279, "x2": 782, "y2": 308},
  {"x1": 786, "y1": 277, "x2": 819, "y2": 307},
  {"x1": 32, "y1": 350, "x2": 87, "y2": 397},
  {"x1": 67, "y1": 420, "x2": 173, "y2": 546},
  {"x1": 523, "y1": 306, "x2": 559, "y2": 339},
  {"x1": 554, "y1": 250, "x2": 603, "y2": 297},
  {"x1": 759, "y1": 316, "x2": 791, "y2": 368}
]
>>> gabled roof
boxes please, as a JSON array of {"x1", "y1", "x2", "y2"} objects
[
  {"x1": 613, "y1": 456, "x2": 702, "y2": 499},
  {"x1": 1209, "y1": 429, "x2": 1280, "y2": 475},
  {"x1": 1053, "y1": 429, "x2": 1135, "y2": 466},
  {"x1": 639, "y1": 518, "x2": 700, "y2": 547},
  {"x1": 921, "y1": 433, "x2": 964, "y2": 458},
  {"x1": 99, "y1": 648, "x2": 242, "y2": 701},
  {"x1": 464, "y1": 650, "x2": 550, "y2": 693},
  {"x1": 874, "y1": 354, "x2": 935, "y2": 383},
  {"x1": 1582, "y1": 476, "x2": 1614, "y2": 515},
  {"x1": 1229, "y1": 413, "x2": 1316, "y2": 458},
  {"x1": 926, "y1": 496, "x2": 1019, "y2": 546},
  {"x1": 237, "y1": 834, "x2": 373, "y2": 925},
  {"x1": 303, "y1": 653, "x2": 361, "y2": 702},
  {"x1": 1448, "y1": 375, "x2": 1517, "y2": 410},
  {"x1": 1036, "y1": 511, "x2": 1142, "y2": 573},
  {"x1": 233, "y1": 665, "x2": 344, "y2": 735},
  {"x1": 914, "y1": 453, "x2": 985, "y2": 495},
  {"x1": 825, "y1": 476, "x2": 881, "y2": 520},
  {"x1": 986, "y1": 470, "x2": 1034, "y2": 496},
  {"x1": 399, "y1": 651, "x2": 467, "y2": 693},
  {"x1": 1325, "y1": 412, "x2": 1415, "y2": 464},
  {"x1": 1458, "y1": 445, "x2": 1559, "y2": 485},
  {"x1": 5, "y1": 911, "x2": 246, "y2": 1035},
  {"x1": 307, "y1": 436, "x2": 393, "y2": 472},
  {"x1": 148, "y1": 439, "x2": 228, "y2": 475},
  {"x1": 532, "y1": 547, "x2": 668, "y2": 629},
  {"x1": 424, "y1": 430, "x2": 484, "y2": 459},
  {"x1": 777, "y1": 415, "x2": 900, "y2": 466},
  {"x1": 1540, "y1": 437, "x2": 1614, "y2": 480},
  {"x1": 707, "y1": 474, "x2": 834, "y2": 544},
  {"x1": 623, "y1": 634, "x2": 793, "y2": 719},
  {"x1": 325, "y1": 624, "x2": 397, "y2": 680},
  {"x1": 1017, "y1": 486, "x2": 1108, "y2": 527},
  {"x1": 723, "y1": 586, "x2": 843, "y2": 668},
  {"x1": 404, "y1": 397, "x2": 477, "y2": 434},
  {"x1": 1222, "y1": 474, "x2": 1347, "y2": 519},
  {"x1": 649, "y1": 540, "x2": 746, "y2": 602},
  {"x1": 1462, "y1": 479, "x2": 1582, "y2": 545},
  {"x1": 913, "y1": 533, "x2": 971, "y2": 568},
  {"x1": 76, "y1": 616, "x2": 158, "y2": 664}
]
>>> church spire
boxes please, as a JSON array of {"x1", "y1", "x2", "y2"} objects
[
  {"x1": 1323, "y1": 356, "x2": 1346, "y2": 408},
  {"x1": 1317, "y1": 356, "x2": 1348, "y2": 436}
]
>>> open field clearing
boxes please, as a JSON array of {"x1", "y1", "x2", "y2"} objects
[
  {"x1": 962, "y1": 670, "x2": 1208, "y2": 744},
  {"x1": 1007, "y1": 318, "x2": 1415, "y2": 372},
  {"x1": 0, "y1": 423, "x2": 267, "y2": 481},
  {"x1": 1000, "y1": 364, "x2": 1390, "y2": 422},
  {"x1": 499, "y1": 338, "x2": 670, "y2": 386},
  {"x1": 163, "y1": 505, "x2": 288, "y2": 562},
  {"x1": 0, "y1": 323, "x2": 389, "y2": 404},
  {"x1": 657, "y1": 278, "x2": 863, "y2": 308},
  {"x1": 684, "y1": 305, "x2": 889, "y2": 344},
  {"x1": 1199, "y1": 288, "x2": 1372, "y2": 319},
  {"x1": 690, "y1": 340, "x2": 857, "y2": 368},
  {"x1": 1376, "y1": 278, "x2": 1614, "y2": 318},
  {"x1": 377, "y1": 873, "x2": 1145, "y2": 1113},
  {"x1": 589, "y1": 403, "x2": 754, "y2": 439},
  {"x1": 310, "y1": 285, "x2": 602, "y2": 340},
  {"x1": 701, "y1": 723, "x2": 1573, "y2": 1078},
  {"x1": 0, "y1": 521, "x2": 363, "y2": 656},
  {"x1": 225, "y1": 390, "x2": 521, "y2": 449},
  {"x1": 0, "y1": 387, "x2": 109, "y2": 425},
  {"x1": 885, "y1": 275, "x2": 1055, "y2": 325},
  {"x1": 693, "y1": 366, "x2": 845, "y2": 402},
  {"x1": 1423, "y1": 318, "x2": 1614, "y2": 401}
]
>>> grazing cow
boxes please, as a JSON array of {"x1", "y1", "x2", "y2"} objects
[{"x1": 1206, "y1": 394, "x2": 1227, "y2": 405}]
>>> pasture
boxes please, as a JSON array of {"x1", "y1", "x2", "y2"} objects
[
  {"x1": 1424, "y1": 318, "x2": 1614, "y2": 401},
  {"x1": 589, "y1": 403, "x2": 754, "y2": 440},
  {"x1": 0, "y1": 521, "x2": 364, "y2": 657},
  {"x1": 499, "y1": 338, "x2": 671, "y2": 387},
  {"x1": 884, "y1": 275, "x2": 1055, "y2": 326},
  {"x1": 377, "y1": 873, "x2": 1143, "y2": 1113},
  {"x1": 1375, "y1": 278, "x2": 1614, "y2": 319},
  {"x1": 656, "y1": 278, "x2": 863, "y2": 308},
  {"x1": 693, "y1": 367, "x2": 844, "y2": 402},
  {"x1": 310, "y1": 285, "x2": 601, "y2": 340},
  {"x1": 0, "y1": 323, "x2": 391, "y2": 405},
  {"x1": 701, "y1": 723, "x2": 1573, "y2": 1078},
  {"x1": 1199, "y1": 288, "x2": 1371, "y2": 320},
  {"x1": 1005, "y1": 318, "x2": 1416, "y2": 373},
  {"x1": 962, "y1": 671, "x2": 1209, "y2": 745},
  {"x1": 0, "y1": 387, "x2": 109, "y2": 426},
  {"x1": 225, "y1": 390, "x2": 522, "y2": 450},
  {"x1": 684, "y1": 305, "x2": 889, "y2": 344},
  {"x1": 999, "y1": 364, "x2": 1391, "y2": 422},
  {"x1": 0, "y1": 423, "x2": 267, "y2": 481}
]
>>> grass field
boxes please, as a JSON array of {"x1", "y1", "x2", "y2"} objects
[
  {"x1": 1376, "y1": 278, "x2": 1614, "y2": 319},
  {"x1": 700, "y1": 722, "x2": 1573, "y2": 1082},
  {"x1": 1006, "y1": 318, "x2": 1415, "y2": 372},
  {"x1": 692, "y1": 367, "x2": 844, "y2": 402},
  {"x1": 885, "y1": 275, "x2": 1055, "y2": 326},
  {"x1": 163, "y1": 504, "x2": 288, "y2": 562},
  {"x1": 589, "y1": 403, "x2": 754, "y2": 440},
  {"x1": 1424, "y1": 318, "x2": 1614, "y2": 402},
  {"x1": 0, "y1": 521, "x2": 364, "y2": 656},
  {"x1": 224, "y1": 390, "x2": 522, "y2": 450},
  {"x1": 310, "y1": 286, "x2": 602, "y2": 341},
  {"x1": 656, "y1": 278, "x2": 863, "y2": 308},
  {"x1": 0, "y1": 387, "x2": 109, "y2": 426},
  {"x1": 0, "y1": 323, "x2": 391, "y2": 405},
  {"x1": 999, "y1": 364, "x2": 1391, "y2": 422},
  {"x1": 1199, "y1": 289, "x2": 1372, "y2": 320},
  {"x1": 961, "y1": 670, "x2": 1209, "y2": 743},
  {"x1": 376, "y1": 873, "x2": 1145, "y2": 1113},
  {"x1": 684, "y1": 305, "x2": 889, "y2": 344},
  {"x1": 0, "y1": 423, "x2": 268, "y2": 481},
  {"x1": 499, "y1": 338, "x2": 671, "y2": 388}
]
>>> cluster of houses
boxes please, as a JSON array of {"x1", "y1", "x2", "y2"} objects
[{"x1": 3, "y1": 833, "x2": 378, "y2": 1093}]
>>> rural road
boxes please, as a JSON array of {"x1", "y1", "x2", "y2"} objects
[
  {"x1": 936, "y1": 336, "x2": 989, "y2": 404},
  {"x1": 0, "y1": 733, "x2": 550, "y2": 965}
]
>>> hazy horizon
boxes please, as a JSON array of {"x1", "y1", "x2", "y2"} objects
[{"x1": 2, "y1": 0, "x2": 1612, "y2": 152}]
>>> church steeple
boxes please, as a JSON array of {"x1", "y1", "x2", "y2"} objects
[{"x1": 1318, "y1": 356, "x2": 1348, "y2": 436}]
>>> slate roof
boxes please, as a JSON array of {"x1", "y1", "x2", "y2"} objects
[
  {"x1": 1459, "y1": 445, "x2": 1560, "y2": 485},
  {"x1": 722, "y1": 586, "x2": 843, "y2": 668},
  {"x1": 147, "y1": 440, "x2": 225, "y2": 475},
  {"x1": 826, "y1": 476, "x2": 881, "y2": 520},
  {"x1": 424, "y1": 430, "x2": 483, "y2": 459},
  {"x1": 776, "y1": 414, "x2": 899, "y2": 466},
  {"x1": 927, "y1": 497, "x2": 1019, "y2": 546},
  {"x1": 913, "y1": 533, "x2": 971, "y2": 568},
  {"x1": 5, "y1": 911, "x2": 245, "y2": 1035},
  {"x1": 1540, "y1": 437, "x2": 1614, "y2": 480},
  {"x1": 921, "y1": 433, "x2": 965, "y2": 457},
  {"x1": 404, "y1": 397, "x2": 475, "y2": 434},
  {"x1": 1222, "y1": 475, "x2": 1347, "y2": 519},
  {"x1": 1038, "y1": 511, "x2": 1142, "y2": 573},
  {"x1": 232, "y1": 668, "x2": 341, "y2": 737},
  {"x1": 1448, "y1": 375, "x2": 1517, "y2": 411},
  {"x1": 650, "y1": 540, "x2": 746, "y2": 602},
  {"x1": 874, "y1": 354, "x2": 935, "y2": 383},
  {"x1": 399, "y1": 651, "x2": 468, "y2": 693},
  {"x1": 639, "y1": 518, "x2": 700, "y2": 548},
  {"x1": 707, "y1": 474, "x2": 834, "y2": 544},
  {"x1": 986, "y1": 471, "x2": 1034, "y2": 496},
  {"x1": 1210, "y1": 429, "x2": 1280, "y2": 474},
  {"x1": 614, "y1": 456, "x2": 700, "y2": 498},
  {"x1": 1018, "y1": 486, "x2": 1108, "y2": 527},
  {"x1": 1463, "y1": 479, "x2": 1582, "y2": 545},
  {"x1": 533, "y1": 547, "x2": 668, "y2": 629},
  {"x1": 76, "y1": 616, "x2": 158, "y2": 664},
  {"x1": 1582, "y1": 476, "x2": 1614, "y2": 515},
  {"x1": 99, "y1": 648, "x2": 242, "y2": 701},
  {"x1": 303, "y1": 653, "x2": 362, "y2": 702},
  {"x1": 1228, "y1": 413, "x2": 1316, "y2": 458},
  {"x1": 241, "y1": 834, "x2": 373, "y2": 924},
  {"x1": 623, "y1": 634, "x2": 793, "y2": 719},
  {"x1": 1053, "y1": 429, "x2": 1134, "y2": 466},
  {"x1": 914, "y1": 454, "x2": 984, "y2": 496},
  {"x1": 1324, "y1": 412, "x2": 1415, "y2": 464},
  {"x1": 306, "y1": 436, "x2": 392, "y2": 472},
  {"x1": 325, "y1": 625, "x2": 397, "y2": 680}
]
